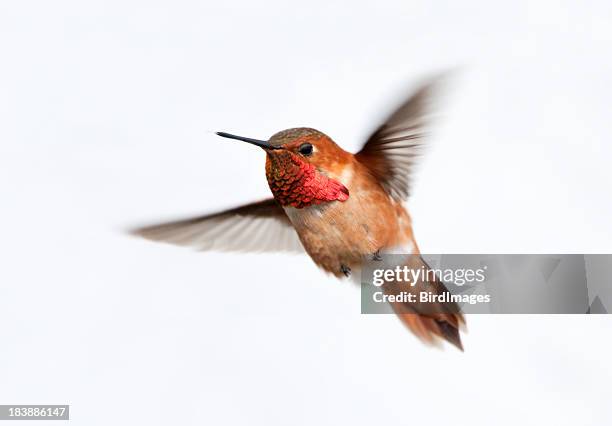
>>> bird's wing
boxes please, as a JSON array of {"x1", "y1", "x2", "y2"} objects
[
  {"x1": 130, "y1": 198, "x2": 304, "y2": 253},
  {"x1": 355, "y1": 77, "x2": 439, "y2": 200}
]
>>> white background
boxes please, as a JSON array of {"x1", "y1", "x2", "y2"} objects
[{"x1": 1, "y1": 1, "x2": 612, "y2": 424}]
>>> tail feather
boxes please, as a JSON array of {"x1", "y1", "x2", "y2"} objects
[
  {"x1": 394, "y1": 311, "x2": 464, "y2": 351},
  {"x1": 435, "y1": 318, "x2": 464, "y2": 350},
  {"x1": 382, "y1": 255, "x2": 466, "y2": 350}
]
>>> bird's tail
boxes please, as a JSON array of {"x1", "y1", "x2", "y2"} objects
[
  {"x1": 382, "y1": 255, "x2": 466, "y2": 350},
  {"x1": 393, "y1": 309, "x2": 465, "y2": 350}
]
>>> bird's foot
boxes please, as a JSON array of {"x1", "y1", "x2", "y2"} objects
[
  {"x1": 341, "y1": 264, "x2": 351, "y2": 277},
  {"x1": 372, "y1": 249, "x2": 383, "y2": 261}
]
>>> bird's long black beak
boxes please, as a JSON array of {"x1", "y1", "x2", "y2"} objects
[{"x1": 216, "y1": 132, "x2": 281, "y2": 150}]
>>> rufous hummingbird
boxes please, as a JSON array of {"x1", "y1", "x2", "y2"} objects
[{"x1": 132, "y1": 77, "x2": 465, "y2": 350}]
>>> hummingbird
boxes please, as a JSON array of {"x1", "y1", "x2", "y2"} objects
[{"x1": 131, "y1": 77, "x2": 465, "y2": 350}]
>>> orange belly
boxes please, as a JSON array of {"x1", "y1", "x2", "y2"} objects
[{"x1": 283, "y1": 187, "x2": 416, "y2": 276}]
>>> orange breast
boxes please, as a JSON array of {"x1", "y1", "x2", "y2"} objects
[{"x1": 282, "y1": 159, "x2": 417, "y2": 275}]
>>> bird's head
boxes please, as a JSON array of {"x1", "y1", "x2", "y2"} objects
[{"x1": 216, "y1": 128, "x2": 350, "y2": 208}]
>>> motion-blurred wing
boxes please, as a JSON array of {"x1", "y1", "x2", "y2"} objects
[
  {"x1": 130, "y1": 199, "x2": 303, "y2": 253},
  {"x1": 356, "y1": 78, "x2": 439, "y2": 200}
]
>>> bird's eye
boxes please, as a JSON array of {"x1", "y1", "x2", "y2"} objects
[{"x1": 298, "y1": 143, "x2": 313, "y2": 156}]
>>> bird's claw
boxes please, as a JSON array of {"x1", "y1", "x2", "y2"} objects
[
  {"x1": 372, "y1": 249, "x2": 383, "y2": 261},
  {"x1": 341, "y1": 264, "x2": 351, "y2": 277}
]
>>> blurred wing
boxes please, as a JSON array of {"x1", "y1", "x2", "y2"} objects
[
  {"x1": 130, "y1": 199, "x2": 303, "y2": 253},
  {"x1": 356, "y1": 78, "x2": 439, "y2": 200}
]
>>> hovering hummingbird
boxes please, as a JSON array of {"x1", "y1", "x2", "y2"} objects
[{"x1": 132, "y1": 77, "x2": 465, "y2": 350}]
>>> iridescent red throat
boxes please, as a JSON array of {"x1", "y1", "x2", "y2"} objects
[{"x1": 265, "y1": 152, "x2": 349, "y2": 209}]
